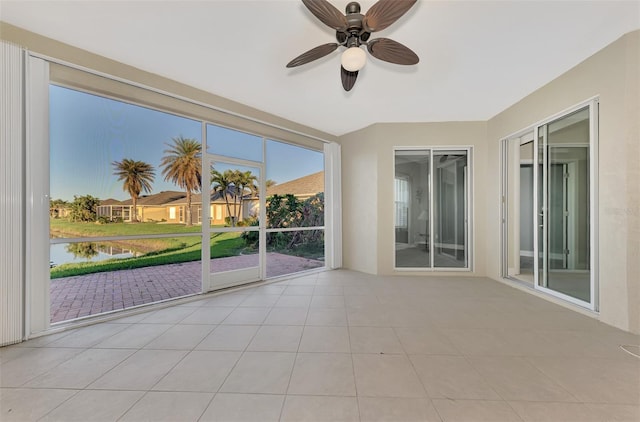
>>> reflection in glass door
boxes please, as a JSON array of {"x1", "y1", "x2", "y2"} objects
[{"x1": 536, "y1": 106, "x2": 593, "y2": 305}]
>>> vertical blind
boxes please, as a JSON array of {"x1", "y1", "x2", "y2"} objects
[{"x1": 1, "y1": 41, "x2": 24, "y2": 346}]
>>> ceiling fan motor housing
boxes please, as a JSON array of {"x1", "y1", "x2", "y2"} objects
[{"x1": 336, "y1": 1, "x2": 370, "y2": 46}]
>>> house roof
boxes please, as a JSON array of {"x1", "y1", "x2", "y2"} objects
[
  {"x1": 163, "y1": 189, "x2": 247, "y2": 206},
  {"x1": 267, "y1": 171, "x2": 324, "y2": 198},
  {"x1": 119, "y1": 191, "x2": 186, "y2": 206},
  {"x1": 99, "y1": 198, "x2": 123, "y2": 206}
]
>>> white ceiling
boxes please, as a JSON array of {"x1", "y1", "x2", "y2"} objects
[{"x1": 2, "y1": 0, "x2": 639, "y2": 136}]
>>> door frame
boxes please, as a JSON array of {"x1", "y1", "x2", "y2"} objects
[{"x1": 203, "y1": 153, "x2": 265, "y2": 292}]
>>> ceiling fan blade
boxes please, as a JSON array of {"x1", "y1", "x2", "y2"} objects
[
  {"x1": 367, "y1": 38, "x2": 419, "y2": 65},
  {"x1": 302, "y1": 0, "x2": 348, "y2": 31},
  {"x1": 341, "y1": 66, "x2": 358, "y2": 91},
  {"x1": 363, "y1": 0, "x2": 417, "y2": 32},
  {"x1": 286, "y1": 43, "x2": 339, "y2": 68}
]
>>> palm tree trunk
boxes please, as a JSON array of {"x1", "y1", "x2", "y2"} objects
[
  {"x1": 224, "y1": 196, "x2": 232, "y2": 225},
  {"x1": 186, "y1": 190, "x2": 192, "y2": 226},
  {"x1": 132, "y1": 196, "x2": 138, "y2": 222},
  {"x1": 236, "y1": 185, "x2": 243, "y2": 222}
]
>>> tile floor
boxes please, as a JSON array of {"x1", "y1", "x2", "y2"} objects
[{"x1": 1, "y1": 270, "x2": 639, "y2": 421}]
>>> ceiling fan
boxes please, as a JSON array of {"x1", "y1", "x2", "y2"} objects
[{"x1": 287, "y1": 0, "x2": 419, "y2": 91}]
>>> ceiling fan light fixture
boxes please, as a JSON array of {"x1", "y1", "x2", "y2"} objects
[{"x1": 341, "y1": 46, "x2": 366, "y2": 72}]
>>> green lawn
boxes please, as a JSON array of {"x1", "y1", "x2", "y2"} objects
[
  {"x1": 50, "y1": 219, "x2": 251, "y2": 279},
  {"x1": 50, "y1": 219, "x2": 202, "y2": 238}
]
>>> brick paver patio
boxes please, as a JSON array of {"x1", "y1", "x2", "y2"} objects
[{"x1": 50, "y1": 253, "x2": 324, "y2": 323}]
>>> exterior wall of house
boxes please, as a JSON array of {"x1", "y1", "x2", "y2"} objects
[
  {"x1": 139, "y1": 206, "x2": 167, "y2": 222},
  {"x1": 485, "y1": 30, "x2": 639, "y2": 333}
]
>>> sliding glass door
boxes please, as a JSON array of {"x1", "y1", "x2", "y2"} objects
[
  {"x1": 394, "y1": 148, "x2": 471, "y2": 270},
  {"x1": 536, "y1": 105, "x2": 595, "y2": 306},
  {"x1": 502, "y1": 100, "x2": 597, "y2": 310}
]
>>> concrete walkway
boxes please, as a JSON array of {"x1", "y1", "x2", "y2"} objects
[{"x1": 50, "y1": 253, "x2": 324, "y2": 323}]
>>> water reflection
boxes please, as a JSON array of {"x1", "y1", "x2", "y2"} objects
[{"x1": 50, "y1": 242, "x2": 144, "y2": 267}]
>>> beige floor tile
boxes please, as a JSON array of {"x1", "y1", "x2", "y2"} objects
[
  {"x1": 531, "y1": 329, "x2": 638, "y2": 360},
  {"x1": 0, "y1": 388, "x2": 77, "y2": 422},
  {"x1": 139, "y1": 306, "x2": 197, "y2": 324},
  {"x1": 222, "y1": 307, "x2": 271, "y2": 324},
  {"x1": 220, "y1": 351, "x2": 296, "y2": 394},
  {"x1": 108, "y1": 312, "x2": 150, "y2": 324},
  {"x1": 196, "y1": 325, "x2": 259, "y2": 351},
  {"x1": 299, "y1": 326, "x2": 351, "y2": 352},
  {"x1": 11, "y1": 331, "x2": 72, "y2": 349},
  {"x1": 347, "y1": 305, "x2": 394, "y2": 326},
  {"x1": 143, "y1": 324, "x2": 214, "y2": 350},
  {"x1": 288, "y1": 353, "x2": 356, "y2": 396},
  {"x1": 586, "y1": 403, "x2": 640, "y2": 421},
  {"x1": 283, "y1": 285, "x2": 315, "y2": 295},
  {"x1": 119, "y1": 391, "x2": 213, "y2": 422},
  {"x1": 509, "y1": 400, "x2": 605, "y2": 422},
  {"x1": 24, "y1": 348, "x2": 134, "y2": 389},
  {"x1": 179, "y1": 307, "x2": 234, "y2": 324},
  {"x1": 0, "y1": 347, "x2": 83, "y2": 387},
  {"x1": 39, "y1": 390, "x2": 144, "y2": 422},
  {"x1": 306, "y1": 308, "x2": 348, "y2": 326},
  {"x1": 345, "y1": 294, "x2": 380, "y2": 307},
  {"x1": 528, "y1": 356, "x2": 640, "y2": 404},
  {"x1": 395, "y1": 327, "x2": 460, "y2": 355},
  {"x1": 311, "y1": 294, "x2": 345, "y2": 308},
  {"x1": 88, "y1": 349, "x2": 188, "y2": 390},
  {"x1": 358, "y1": 397, "x2": 441, "y2": 422},
  {"x1": 410, "y1": 355, "x2": 501, "y2": 400},
  {"x1": 275, "y1": 295, "x2": 312, "y2": 308},
  {"x1": 246, "y1": 325, "x2": 303, "y2": 352},
  {"x1": 287, "y1": 277, "x2": 318, "y2": 286},
  {"x1": 468, "y1": 356, "x2": 577, "y2": 402},
  {"x1": 93, "y1": 323, "x2": 172, "y2": 348},
  {"x1": 238, "y1": 294, "x2": 280, "y2": 307},
  {"x1": 344, "y1": 286, "x2": 377, "y2": 297},
  {"x1": 201, "y1": 293, "x2": 248, "y2": 307},
  {"x1": 280, "y1": 395, "x2": 359, "y2": 422},
  {"x1": 264, "y1": 307, "x2": 309, "y2": 325},
  {"x1": 349, "y1": 327, "x2": 404, "y2": 354},
  {"x1": 153, "y1": 350, "x2": 241, "y2": 392},
  {"x1": 353, "y1": 353, "x2": 426, "y2": 398},
  {"x1": 199, "y1": 393, "x2": 285, "y2": 422},
  {"x1": 0, "y1": 345, "x2": 38, "y2": 364},
  {"x1": 432, "y1": 399, "x2": 522, "y2": 422},
  {"x1": 313, "y1": 285, "x2": 345, "y2": 296},
  {"x1": 251, "y1": 284, "x2": 287, "y2": 295},
  {"x1": 442, "y1": 328, "x2": 551, "y2": 357},
  {"x1": 46, "y1": 323, "x2": 129, "y2": 348}
]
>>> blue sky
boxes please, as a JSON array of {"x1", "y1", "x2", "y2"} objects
[{"x1": 50, "y1": 85, "x2": 323, "y2": 201}]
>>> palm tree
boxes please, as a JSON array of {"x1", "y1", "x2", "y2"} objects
[
  {"x1": 160, "y1": 136, "x2": 202, "y2": 226},
  {"x1": 265, "y1": 179, "x2": 277, "y2": 189},
  {"x1": 112, "y1": 159, "x2": 155, "y2": 222},
  {"x1": 235, "y1": 170, "x2": 258, "y2": 222},
  {"x1": 211, "y1": 168, "x2": 235, "y2": 224}
]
